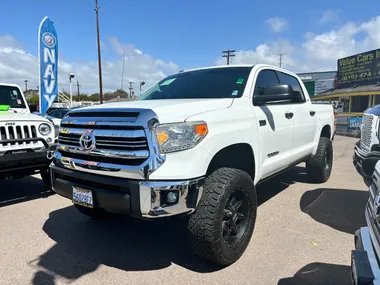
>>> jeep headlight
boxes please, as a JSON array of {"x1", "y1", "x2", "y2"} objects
[
  {"x1": 38, "y1": 123, "x2": 52, "y2": 136},
  {"x1": 154, "y1": 122, "x2": 208, "y2": 153}
]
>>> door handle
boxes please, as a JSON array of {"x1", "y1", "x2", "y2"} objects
[
  {"x1": 285, "y1": 112, "x2": 294, "y2": 119},
  {"x1": 310, "y1": 111, "x2": 316, "y2": 116}
]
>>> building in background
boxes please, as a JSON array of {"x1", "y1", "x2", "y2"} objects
[
  {"x1": 297, "y1": 71, "x2": 337, "y2": 97},
  {"x1": 311, "y1": 48, "x2": 380, "y2": 136}
]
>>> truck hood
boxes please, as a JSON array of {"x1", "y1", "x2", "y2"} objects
[
  {"x1": 83, "y1": 99, "x2": 233, "y2": 123},
  {"x1": 0, "y1": 112, "x2": 50, "y2": 122}
]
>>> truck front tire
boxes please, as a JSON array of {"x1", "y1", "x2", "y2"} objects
[
  {"x1": 306, "y1": 137, "x2": 333, "y2": 183},
  {"x1": 187, "y1": 167, "x2": 257, "y2": 266}
]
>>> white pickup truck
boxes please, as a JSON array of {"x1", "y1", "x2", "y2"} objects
[
  {"x1": 0, "y1": 83, "x2": 56, "y2": 186},
  {"x1": 50, "y1": 64, "x2": 335, "y2": 266}
]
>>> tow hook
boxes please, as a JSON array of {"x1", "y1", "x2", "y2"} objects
[{"x1": 46, "y1": 144, "x2": 57, "y2": 160}]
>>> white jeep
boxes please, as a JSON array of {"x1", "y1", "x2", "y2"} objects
[
  {"x1": 0, "y1": 83, "x2": 56, "y2": 186},
  {"x1": 50, "y1": 65, "x2": 335, "y2": 266}
]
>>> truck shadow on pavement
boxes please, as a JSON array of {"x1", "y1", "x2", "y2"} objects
[
  {"x1": 30, "y1": 165, "x2": 319, "y2": 283},
  {"x1": 0, "y1": 176, "x2": 53, "y2": 208},
  {"x1": 300, "y1": 188, "x2": 368, "y2": 234},
  {"x1": 277, "y1": 262, "x2": 351, "y2": 285}
]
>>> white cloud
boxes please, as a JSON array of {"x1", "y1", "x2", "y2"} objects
[
  {"x1": 319, "y1": 10, "x2": 339, "y2": 24},
  {"x1": 0, "y1": 35, "x2": 179, "y2": 94},
  {"x1": 266, "y1": 17, "x2": 289, "y2": 33},
  {"x1": 215, "y1": 16, "x2": 380, "y2": 73}
]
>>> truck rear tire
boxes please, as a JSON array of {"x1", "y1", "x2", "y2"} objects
[
  {"x1": 74, "y1": 205, "x2": 112, "y2": 219},
  {"x1": 187, "y1": 167, "x2": 257, "y2": 266},
  {"x1": 306, "y1": 137, "x2": 333, "y2": 183}
]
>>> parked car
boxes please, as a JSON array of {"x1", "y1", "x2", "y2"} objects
[
  {"x1": 50, "y1": 64, "x2": 335, "y2": 266},
  {"x1": 351, "y1": 161, "x2": 380, "y2": 285},
  {"x1": 0, "y1": 83, "x2": 56, "y2": 187},
  {"x1": 353, "y1": 105, "x2": 380, "y2": 186}
]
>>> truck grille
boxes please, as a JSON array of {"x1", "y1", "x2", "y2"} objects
[
  {"x1": 368, "y1": 173, "x2": 380, "y2": 249},
  {"x1": 57, "y1": 112, "x2": 150, "y2": 166},
  {"x1": 360, "y1": 114, "x2": 373, "y2": 150},
  {"x1": 0, "y1": 125, "x2": 38, "y2": 148}
]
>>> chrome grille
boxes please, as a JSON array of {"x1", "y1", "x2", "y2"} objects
[
  {"x1": 0, "y1": 125, "x2": 38, "y2": 148},
  {"x1": 57, "y1": 112, "x2": 150, "y2": 166},
  {"x1": 361, "y1": 114, "x2": 373, "y2": 150}
]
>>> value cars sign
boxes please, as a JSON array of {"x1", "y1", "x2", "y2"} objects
[
  {"x1": 337, "y1": 48, "x2": 380, "y2": 89},
  {"x1": 38, "y1": 16, "x2": 58, "y2": 114}
]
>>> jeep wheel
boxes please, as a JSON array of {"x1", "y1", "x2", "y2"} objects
[
  {"x1": 188, "y1": 168, "x2": 257, "y2": 266},
  {"x1": 74, "y1": 205, "x2": 112, "y2": 219},
  {"x1": 306, "y1": 137, "x2": 333, "y2": 183},
  {"x1": 40, "y1": 168, "x2": 52, "y2": 189}
]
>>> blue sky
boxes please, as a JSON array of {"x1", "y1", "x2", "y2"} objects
[{"x1": 0, "y1": 0, "x2": 379, "y2": 93}]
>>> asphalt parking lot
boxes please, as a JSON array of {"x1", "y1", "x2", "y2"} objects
[{"x1": 0, "y1": 135, "x2": 368, "y2": 285}]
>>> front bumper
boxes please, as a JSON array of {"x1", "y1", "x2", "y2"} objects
[
  {"x1": 351, "y1": 199, "x2": 380, "y2": 285},
  {"x1": 0, "y1": 138, "x2": 56, "y2": 178},
  {"x1": 50, "y1": 165, "x2": 204, "y2": 219},
  {"x1": 352, "y1": 227, "x2": 380, "y2": 285},
  {"x1": 353, "y1": 141, "x2": 380, "y2": 179}
]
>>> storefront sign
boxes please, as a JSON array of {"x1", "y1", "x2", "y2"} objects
[
  {"x1": 347, "y1": 117, "x2": 362, "y2": 131},
  {"x1": 337, "y1": 48, "x2": 380, "y2": 89}
]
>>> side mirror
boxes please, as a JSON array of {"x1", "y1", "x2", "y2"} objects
[{"x1": 254, "y1": 84, "x2": 294, "y2": 105}]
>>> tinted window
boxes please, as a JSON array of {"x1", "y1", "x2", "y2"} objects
[
  {"x1": 138, "y1": 67, "x2": 252, "y2": 100},
  {"x1": 280, "y1": 72, "x2": 305, "y2": 102},
  {"x1": 254, "y1": 70, "x2": 280, "y2": 95},
  {"x1": 0, "y1": 86, "x2": 26, "y2": 108}
]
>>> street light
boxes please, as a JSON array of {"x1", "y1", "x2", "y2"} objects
[{"x1": 69, "y1": 73, "x2": 75, "y2": 107}]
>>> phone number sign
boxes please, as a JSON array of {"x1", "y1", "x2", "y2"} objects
[{"x1": 337, "y1": 48, "x2": 380, "y2": 89}]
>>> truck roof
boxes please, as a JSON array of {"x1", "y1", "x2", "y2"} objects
[
  {"x1": 178, "y1": 64, "x2": 298, "y2": 77},
  {"x1": 0, "y1": 83, "x2": 22, "y2": 88}
]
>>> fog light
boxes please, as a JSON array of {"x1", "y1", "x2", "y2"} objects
[
  {"x1": 47, "y1": 138, "x2": 53, "y2": 143},
  {"x1": 166, "y1": 192, "x2": 178, "y2": 203}
]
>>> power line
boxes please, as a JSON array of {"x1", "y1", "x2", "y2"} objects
[
  {"x1": 222, "y1": 50, "x2": 236, "y2": 65},
  {"x1": 95, "y1": 0, "x2": 103, "y2": 104},
  {"x1": 279, "y1": 54, "x2": 284, "y2": 68}
]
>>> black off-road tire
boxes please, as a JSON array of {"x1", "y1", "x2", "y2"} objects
[
  {"x1": 187, "y1": 167, "x2": 257, "y2": 266},
  {"x1": 306, "y1": 137, "x2": 333, "y2": 183},
  {"x1": 74, "y1": 205, "x2": 112, "y2": 220},
  {"x1": 40, "y1": 168, "x2": 52, "y2": 189}
]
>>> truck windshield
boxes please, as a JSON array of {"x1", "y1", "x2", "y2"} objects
[
  {"x1": 0, "y1": 86, "x2": 26, "y2": 108},
  {"x1": 137, "y1": 67, "x2": 252, "y2": 101}
]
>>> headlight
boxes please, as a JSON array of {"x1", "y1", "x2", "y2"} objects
[
  {"x1": 155, "y1": 121, "x2": 208, "y2": 153},
  {"x1": 38, "y1": 123, "x2": 52, "y2": 136}
]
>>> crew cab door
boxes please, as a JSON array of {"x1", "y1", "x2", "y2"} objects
[
  {"x1": 252, "y1": 69, "x2": 295, "y2": 179},
  {"x1": 278, "y1": 72, "x2": 317, "y2": 160}
]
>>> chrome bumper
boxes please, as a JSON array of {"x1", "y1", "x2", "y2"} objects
[
  {"x1": 51, "y1": 165, "x2": 204, "y2": 219},
  {"x1": 140, "y1": 178, "x2": 204, "y2": 218}
]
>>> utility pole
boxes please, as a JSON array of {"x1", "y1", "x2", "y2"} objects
[
  {"x1": 128, "y1": 81, "x2": 134, "y2": 99},
  {"x1": 121, "y1": 49, "x2": 126, "y2": 90},
  {"x1": 95, "y1": 0, "x2": 103, "y2": 104},
  {"x1": 24, "y1": 80, "x2": 28, "y2": 91},
  {"x1": 76, "y1": 81, "x2": 81, "y2": 102},
  {"x1": 222, "y1": 50, "x2": 236, "y2": 65},
  {"x1": 279, "y1": 54, "x2": 284, "y2": 68}
]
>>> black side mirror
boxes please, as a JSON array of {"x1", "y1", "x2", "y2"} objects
[{"x1": 254, "y1": 84, "x2": 294, "y2": 105}]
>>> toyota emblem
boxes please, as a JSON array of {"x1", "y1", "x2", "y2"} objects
[{"x1": 79, "y1": 133, "x2": 96, "y2": 150}]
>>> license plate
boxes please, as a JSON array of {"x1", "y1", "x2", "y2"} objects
[{"x1": 72, "y1": 186, "x2": 93, "y2": 208}]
